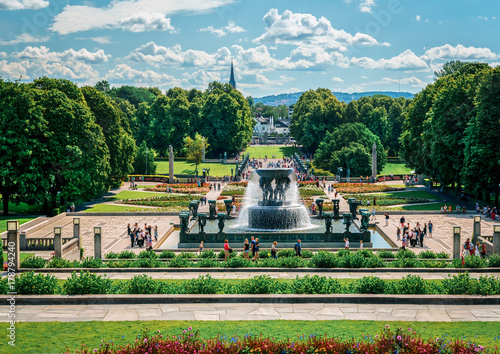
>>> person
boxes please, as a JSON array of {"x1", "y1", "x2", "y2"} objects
[
  {"x1": 400, "y1": 216, "x2": 405, "y2": 228},
  {"x1": 396, "y1": 227, "x2": 401, "y2": 241},
  {"x1": 440, "y1": 206, "x2": 444, "y2": 213},
  {"x1": 456, "y1": 205, "x2": 460, "y2": 214},
  {"x1": 129, "y1": 230, "x2": 135, "y2": 248},
  {"x1": 232, "y1": 203, "x2": 236, "y2": 216},
  {"x1": 271, "y1": 241, "x2": 277, "y2": 259},
  {"x1": 295, "y1": 239, "x2": 302, "y2": 257},
  {"x1": 428, "y1": 221, "x2": 433, "y2": 238},
  {"x1": 359, "y1": 240, "x2": 363, "y2": 249},
  {"x1": 385, "y1": 213, "x2": 389, "y2": 226},
  {"x1": 448, "y1": 205, "x2": 452, "y2": 214},
  {"x1": 344, "y1": 237, "x2": 349, "y2": 249},
  {"x1": 243, "y1": 239, "x2": 250, "y2": 260},
  {"x1": 401, "y1": 234, "x2": 406, "y2": 250},
  {"x1": 127, "y1": 223, "x2": 131, "y2": 236},
  {"x1": 373, "y1": 197, "x2": 377, "y2": 206},
  {"x1": 199, "y1": 240, "x2": 204, "y2": 255},
  {"x1": 154, "y1": 226, "x2": 158, "y2": 242},
  {"x1": 223, "y1": 239, "x2": 230, "y2": 261},
  {"x1": 475, "y1": 241, "x2": 480, "y2": 257},
  {"x1": 419, "y1": 229, "x2": 424, "y2": 247},
  {"x1": 137, "y1": 230, "x2": 144, "y2": 248},
  {"x1": 371, "y1": 207, "x2": 376, "y2": 220},
  {"x1": 443, "y1": 205, "x2": 447, "y2": 213},
  {"x1": 480, "y1": 241, "x2": 487, "y2": 259},
  {"x1": 251, "y1": 236, "x2": 256, "y2": 260},
  {"x1": 254, "y1": 238, "x2": 260, "y2": 261}
]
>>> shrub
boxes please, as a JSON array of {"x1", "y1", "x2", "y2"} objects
[
  {"x1": 47, "y1": 257, "x2": 74, "y2": 268},
  {"x1": 365, "y1": 256, "x2": 385, "y2": 268},
  {"x1": 336, "y1": 249, "x2": 351, "y2": 257},
  {"x1": 476, "y1": 275, "x2": 500, "y2": 295},
  {"x1": 16, "y1": 271, "x2": 59, "y2": 295},
  {"x1": 117, "y1": 250, "x2": 135, "y2": 259},
  {"x1": 258, "y1": 258, "x2": 280, "y2": 268},
  {"x1": 196, "y1": 258, "x2": 220, "y2": 268},
  {"x1": 351, "y1": 276, "x2": 385, "y2": 294},
  {"x1": 301, "y1": 250, "x2": 313, "y2": 258},
  {"x1": 277, "y1": 249, "x2": 296, "y2": 258},
  {"x1": 442, "y1": 273, "x2": 476, "y2": 295},
  {"x1": 239, "y1": 275, "x2": 281, "y2": 294},
  {"x1": 138, "y1": 250, "x2": 157, "y2": 259},
  {"x1": 340, "y1": 253, "x2": 367, "y2": 268},
  {"x1": 419, "y1": 250, "x2": 437, "y2": 259},
  {"x1": 393, "y1": 275, "x2": 429, "y2": 294},
  {"x1": 396, "y1": 249, "x2": 416, "y2": 259},
  {"x1": 421, "y1": 260, "x2": 448, "y2": 268},
  {"x1": 217, "y1": 250, "x2": 226, "y2": 259},
  {"x1": 159, "y1": 250, "x2": 176, "y2": 259},
  {"x1": 200, "y1": 250, "x2": 216, "y2": 259},
  {"x1": 105, "y1": 252, "x2": 118, "y2": 259},
  {"x1": 106, "y1": 260, "x2": 133, "y2": 268},
  {"x1": 391, "y1": 258, "x2": 422, "y2": 268},
  {"x1": 184, "y1": 275, "x2": 222, "y2": 294},
  {"x1": 224, "y1": 257, "x2": 250, "y2": 268},
  {"x1": 167, "y1": 257, "x2": 190, "y2": 268},
  {"x1": 63, "y1": 271, "x2": 112, "y2": 295},
  {"x1": 488, "y1": 254, "x2": 500, "y2": 267},
  {"x1": 455, "y1": 255, "x2": 487, "y2": 268},
  {"x1": 81, "y1": 257, "x2": 103, "y2": 268},
  {"x1": 310, "y1": 251, "x2": 337, "y2": 268},
  {"x1": 127, "y1": 275, "x2": 158, "y2": 294},
  {"x1": 131, "y1": 258, "x2": 165, "y2": 268},
  {"x1": 289, "y1": 275, "x2": 342, "y2": 294},
  {"x1": 178, "y1": 252, "x2": 196, "y2": 259},
  {"x1": 377, "y1": 250, "x2": 395, "y2": 259},
  {"x1": 20, "y1": 256, "x2": 47, "y2": 268},
  {"x1": 277, "y1": 256, "x2": 303, "y2": 268},
  {"x1": 436, "y1": 251, "x2": 450, "y2": 259},
  {"x1": 259, "y1": 250, "x2": 270, "y2": 259},
  {"x1": 0, "y1": 278, "x2": 8, "y2": 295}
]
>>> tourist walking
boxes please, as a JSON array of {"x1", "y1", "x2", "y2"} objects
[
  {"x1": 251, "y1": 236, "x2": 256, "y2": 259},
  {"x1": 401, "y1": 234, "x2": 407, "y2": 250},
  {"x1": 243, "y1": 239, "x2": 250, "y2": 260},
  {"x1": 396, "y1": 227, "x2": 401, "y2": 241},
  {"x1": 147, "y1": 235, "x2": 153, "y2": 251},
  {"x1": 295, "y1": 239, "x2": 302, "y2": 257},
  {"x1": 359, "y1": 240, "x2": 363, "y2": 249},
  {"x1": 371, "y1": 207, "x2": 376, "y2": 220},
  {"x1": 154, "y1": 226, "x2": 158, "y2": 242},
  {"x1": 223, "y1": 239, "x2": 231, "y2": 261},
  {"x1": 428, "y1": 221, "x2": 433, "y2": 238},
  {"x1": 400, "y1": 216, "x2": 405, "y2": 228},
  {"x1": 271, "y1": 241, "x2": 277, "y2": 259},
  {"x1": 129, "y1": 230, "x2": 135, "y2": 248},
  {"x1": 480, "y1": 241, "x2": 487, "y2": 258},
  {"x1": 199, "y1": 240, "x2": 203, "y2": 255},
  {"x1": 254, "y1": 238, "x2": 260, "y2": 260},
  {"x1": 475, "y1": 242, "x2": 480, "y2": 257},
  {"x1": 385, "y1": 213, "x2": 389, "y2": 226},
  {"x1": 419, "y1": 229, "x2": 424, "y2": 247}
]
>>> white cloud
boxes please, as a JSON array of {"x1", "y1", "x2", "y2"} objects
[
  {"x1": 351, "y1": 49, "x2": 428, "y2": 70},
  {"x1": 89, "y1": 36, "x2": 113, "y2": 44},
  {"x1": 106, "y1": 64, "x2": 180, "y2": 85},
  {"x1": 416, "y1": 15, "x2": 421, "y2": 22},
  {"x1": 332, "y1": 77, "x2": 344, "y2": 83},
  {"x1": 477, "y1": 16, "x2": 488, "y2": 21},
  {"x1": 359, "y1": 0, "x2": 375, "y2": 13},
  {"x1": 423, "y1": 44, "x2": 497, "y2": 61},
  {"x1": 0, "y1": 33, "x2": 49, "y2": 45},
  {"x1": 0, "y1": 59, "x2": 99, "y2": 80},
  {"x1": 254, "y1": 9, "x2": 386, "y2": 51},
  {"x1": 119, "y1": 12, "x2": 176, "y2": 33},
  {"x1": 183, "y1": 70, "x2": 221, "y2": 87},
  {"x1": 0, "y1": 0, "x2": 48, "y2": 10},
  {"x1": 51, "y1": 0, "x2": 236, "y2": 34},
  {"x1": 199, "y1": 20, "x2": 245, "y2": 37},
  {"x1": 379, "y1": 76, "x2": 427, "y2": 88},
  {"x1": 16, "y1": 46, "x2": 111, "y2": 64}
]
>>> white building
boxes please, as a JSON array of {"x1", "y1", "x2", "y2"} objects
[{"x1": 253, "y1": 116, "x2": 290, "y2": 136}]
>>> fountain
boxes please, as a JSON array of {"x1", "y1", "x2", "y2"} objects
[{"x1": 238, "y1": 168, "x2": 311, "y2": 231}]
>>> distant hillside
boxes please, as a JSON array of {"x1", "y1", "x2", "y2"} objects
[{"x1": 254, "y1": 91, "x2": 414, "y2": 106}]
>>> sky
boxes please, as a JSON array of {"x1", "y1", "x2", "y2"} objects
[{"x1": 0, "y1": 0, "x2": 499, "y2": 98}]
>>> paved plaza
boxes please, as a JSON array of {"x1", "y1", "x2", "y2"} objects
[{"x1": 3, "y1": 303, "x2": 499, "y2": 322}]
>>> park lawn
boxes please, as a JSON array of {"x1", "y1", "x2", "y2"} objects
[
  {"x1": 107, "y1": 190, "x2": 167, "y2": 202},
  {"x1": 365, "y1": 191, "x2": 440, "y2": 200},
  {"x1": 0, "y1": 217, "x2": 37, "y2": 233},
  {"x1": 156, "y1": 160, "x2": 234, "y2": 176},
  {"x1": 379, "y1": 161, "x2": 413, "y2": 176},
  {"x1": 0, "y1": 198, "x2": 43, "y2": 215},
  {"x1": 6, "y1": 320, "x2": 499, "y2": 354},
  {"x1": 82, "y1": 204, "x2": 152, "y2": 213},
  {"x1": 1, "y1": 252, "x2": 34, "y2": 263},
  {"x1": 400, "y1": 202, "x2": 462, "y2": 211},
  {"x1": 243, "y1": 145, "x2": 300, "y2": 159}
]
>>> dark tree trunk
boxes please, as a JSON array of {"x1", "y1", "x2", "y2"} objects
[
  {"x1": 43, "y1": 198, "x2": 49, "y2": 215},
  {"x1": 2, "y1": 193, "x2": 9, "y2": 215}
]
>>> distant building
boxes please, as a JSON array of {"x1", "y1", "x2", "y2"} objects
[
  {"x1": 288, "y1": 104, "x2": 294, "y2": 119},
  {"x1": 252, "y1": 116, "x2": 290, "y2": 136},
  {"x1": 229, "y1": 59, "x2": 236, "y2": 89}
]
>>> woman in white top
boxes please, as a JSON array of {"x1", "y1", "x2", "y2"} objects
[
  {"x1": 344, "y1": 238, "x2": 349, "y2": 249},
  {"x1": 475, "y1": 242, "x2": 480, "y2": 256},
  {"x1": 359, "y1": 240, "x2": 363, "y2": 249}
]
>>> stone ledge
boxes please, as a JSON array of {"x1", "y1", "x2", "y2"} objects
[
  {"x1": 3, "y1": 294, "x2": 499, "y2": 306},
  {"x1": 18, "y1": 267, "x2": 500, "y2": 273}
]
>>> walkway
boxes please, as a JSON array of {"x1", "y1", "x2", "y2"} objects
[{"x1": 4, "y1": 303, "x2": 499, "y2": 322}]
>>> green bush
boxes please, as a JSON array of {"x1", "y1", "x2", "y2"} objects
[
  {"x1": 336, "y1": 249, "x2": 351, "y2": 257},
  {"x1": 0, "y1": 278, "x2": 8, "y2": 295},
  {"x1": 301, "y1": 250, "x2": 313, "y2": 258},
  {"x1": 419, "y1": 250, "x2": 437, "y2": 259},
  {"x1": 106, "y1": 260, "x2": 133, "y2": 268},
  {"x1": 421, "y1": 260, "x2": 448, "y2": 268},
  {"x1": 377, "y1": 250, "x2": 395, "y2": 259},
  {"x1": 442, "y1": 273, "x2": 476, "y2": 295},
  {"x1": 200, "y1": 250, "x2": 216, "y2": 259},
  {"x1": 452, "y1": 256, "x2": 487, "y2": 268},
  {"x1": 393, "y1": 275, "x2": 430, "y2": 294},
  {"x1": 16, "y1": 271, "x2": 59, "y2": 295},
  {"x1": 289, "y1": 275, "x2": 342, "y2": 294},
  {"x1": 167, "y1": 257, "x2": 190, "y2": 268},
  {"x1": 196, "y1": 258, "x2": 220, "y2": 268},
  {"x1": 138, "y1": 250, "x2": 157, "y2": 259},
  {"x1": 339, "y1": 253, "x2": 367, "y2": 268},
  {"x1": 184, "y1": 275, "x2": 222, "y2": 294},
  {"x1": 20, "y1": 256, "x2": 47, "y2": 268},
  {"x1": 277, "y1": 249, "x2": 296, "y2": 258},
  {"x1": 310, "y1": 251, "x2": 337, "y2": 268},
  {"x1": 131, "y1": 258, "x2": 165, "y2": 268},
  {"x1": 159, "y1": 250, "x2": 176, "y2": 259},
  {"x1": 365, "y1": 256, "x2": 385, "y2": 268},
  {"x1": 218, "y1": 250, "x2": 226, "y2": 259},
  {"x1": 224, "y1": 257, "x2": 251, "y2": 268},
  {"x1": 127, "y1": 275, "x2": 158, "y2": 294},
  {"x1": 356, "y1": 249, "x2": 375, "y2": 258},
  {"x1": 239, "y1": 275, "x2": 281, "y2": 294},
  {"x1": 178, "y1": 252, "x2": 196, "y2": 259},
  {"x1": 277, "y1": 256, "x2": 303, "y2": 268},
  {"x1": 488, "y1": 254, "x2": 500, "y2": 267},
  {"x1": 391, "y1": 258, "x2": 422, "y2": 268},
  {"x1": 81, "y1": 257, "x2": 103, "y2": 268},
  {"x1": 259, "y1": 250, "x2": 270, "y2": 259},
  {"x1": 117, "y1": 250, "x2": 136, "y2": 259},
  {"x1": 351, "y1": 276, "x2": 385, "y2": 294},
  {"x1": 258, "y1": 258, "x2": 280, "y2": 268},
  {"x1": 476, "y1": 275, "x2": 500, "y2": 295},
  {"x1": 63, "y1": 271, "x2": 112, "y2": 295},
  {"x1": 436, "y1": 251, "x2": 450, "y2": 259},
  {"x1": 105, "y1": 252, "x2": 118, "y2": 259},
  {"x1": 47, "y1": 257, "x2": 74, "y2": 268},
  {"x1": 396, "y1": 249, "x2": 416, "y2": 259}
]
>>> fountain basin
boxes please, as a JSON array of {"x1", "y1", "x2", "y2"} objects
[{"x1": 247, "y1": 205, "x2": 311, "y2": 231}]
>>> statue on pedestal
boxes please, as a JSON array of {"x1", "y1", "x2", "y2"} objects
[
  {"x1": 342, "y1": 213, "x2": 352, "y2": 233},
  {"x1": 217, "y1": 213, "x2": 226, "y2": 233},
  {"x1": 198, "y1": 213, "x2": 207, "y2": 233},
  {"x1": 325, "y1": 213, "x2": 333, "y2": 233}
]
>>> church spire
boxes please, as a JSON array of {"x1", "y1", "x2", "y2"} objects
[{"x1": 229, "y1": 59, "x2": 236, "y2": 89}]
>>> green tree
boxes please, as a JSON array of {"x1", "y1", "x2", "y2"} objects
[
  {"x1": 94, "y1": 80, "x2": 111, "y2": 93},
  {"x1": 133, "y1": 141, "x2": 157, "y2": 175},
  {"x1": 367, "y1": 106, "x2": 389, "y2": 147},
  {"x1": 184, "y1": 133, "x2": 208, "y2": 175},
  {"x1": 434, "y1": 60, "x2": 467, "y2": 79},
  {"x1": 386, "y1": 102, "x2": 405, "y2": 156},
  {"x1": 330, "y1": 142, "x2": 372, "y2": 177}
]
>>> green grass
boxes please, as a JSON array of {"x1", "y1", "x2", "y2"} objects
[
  {"x1": 243, "y1": 145, "x2": 299, "y2": 159},
  {"x1": 379, "y1": 162, "x2": 413, "y2": 176},
  {"x1": 107, "y1": 190, "x2": 167, "y2": 201},
  {"x1": 1, "y1": 252, "x2": 34, "y2": 263},
  {"x1": 0, "y1": 217, "x2": 37, "y2": 233},
  {"x1": 400, "y1": 202, "x2": 461, "y2": 211},
  {"x1": 82, "y1": 204, "x2": 152, "y2": 213},
  {"x1": 0, "y1": 198, "x2": 43, "y2": 215},
  {"x1": 366, "y1": 191, "x2": 440, "y2": 200},
  {"x1": 156, "y1": 160, "x2": 234, "y2": 176},
  {"x1": 5, "y1": 320, "x2": 499, "y2": 354}
]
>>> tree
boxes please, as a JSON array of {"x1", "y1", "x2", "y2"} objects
[
  {"x1": 330, "y1": 142, "x2": 372, "y2": 177},
  {"x1": 386, "y1": 102, "x2": 405, "y2": 156},
  {"x1": 133, "y1": 141, "x2": 157, "y2": 175},
  {"x1": 184, "y1": 133, "x2": 208, "y2": 175},
  {"x1": 434, "y1": 60, "x2": 467, "y2": 79},
  {"x1": 94, "y1": 80, "x2": 111, "y2": 93}
]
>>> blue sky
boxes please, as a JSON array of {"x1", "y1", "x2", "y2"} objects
[{"x1": 0, "y1": 0, "x2": 499, "y2": 97}]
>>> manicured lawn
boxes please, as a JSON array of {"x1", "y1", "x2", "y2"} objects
[
  {"x1": 401, "y1": 202, "x2": 462, "y2": 211},
  {"x1": 1, "y1": 252, "x2": 34, "y2": 263},
  {"x1": 0, "y1": 217, "x2": 37, "y2": 233},
  {"x1": 156, "y1": 160, "x2": 234, "y2": 176},
  {"x1": 82, "y1": 204, "x2": 152, "y2": 213},
  {"x1": 367, "y1": 191, "x2": 439, "y2": 200},
  {"x1": 379, "y1": 162, "x2": 413, "y2": 176},
  {"x1": 107, "y1": 190, "x2": 166, "y2": 201},
  {"x1": 6, "y1": 320, "x2": 499, "y2": 354},
  {"x1": 243, "y1": 145, "x2": 299, "y2": 159},
  {"x1": 0, "y1": 198, "x2": 43, "y2": 215}
]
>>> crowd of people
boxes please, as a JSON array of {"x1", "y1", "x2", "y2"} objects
[
  {"x1": 395, "y1": 216, "x2": 433, "y2": 250},
  {"x1": 127, "y1": 223, "x2": 158, "y2": 251}
]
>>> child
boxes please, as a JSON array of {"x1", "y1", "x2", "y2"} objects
[
  {"x1": 344, "y1": 237, "x2": 349, "y2": 249},
  {"x1": 359, "y1": 240, "x2": 363, "y2": 249}
]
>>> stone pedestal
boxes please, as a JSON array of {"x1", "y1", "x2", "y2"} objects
[
  {"x1": 54, "y1": 231, "x2": 62, "y2": 258},
  {"x1": 453, "y1": 232, "x2": 461, "y2": 259},
  {"x1": 73, "y1": 219, "x2": 80, "y2": 239},
  {"x1": 494, "y1": 225, "x2": 500, "y2": 254},
  {"x1": 371, "y1": 143, "x2": 377, "y2": 179},
  {"x1": 6, "y1": 226, "x2": 20, "y2": 271},
  {"x1": 473, "y1": 219, "x2": 481, "y2": 244},
  {"x1": 94, "y1": 232, "x2": 102, "y2": 259},
  {"x1": 19, "y1": 232, "x2": 27, "y2": 251}
]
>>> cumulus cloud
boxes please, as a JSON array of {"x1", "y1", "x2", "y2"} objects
[
  {"x1": 119, "y1": 12, "x2": 176, "y2": 32},
  {"x1": 0, "y1": 0, "x2": 48, "y2": 10},
  {"x1": 254, "y1": 9, "x2": 386, "y2": 51},
  {"x1": 332, "y1": 77, "x2": 344, "y2": 83},
  {"x1": 16, "y1": 46, "x2": 111, "y2": 64},
  {"x1": 89, "y1": 36, "x2": 113, "y2": 44},
  {"x1": 0, "y1": 59, "x2": 99, "y2": 80},
  {"x1": 379, "y1": 76, "x2": 427, "y2": 88},
  {"x1": 183, "y1": 70, "x2": 221, "y2": 86},
  {"x1": 106, "y1": 64, "x2": 180, "y2": 85},
  {"x1": 358, "y1": 0, "x2": 375, "y2": 13},
  {"x1": 0, "y1": 33, "x2": 49, "y2": 45},
  {"x1": 423, "y1": 44, "x2": 497, "y2": 61},
  {"x1": 51, "y1": 0, "x2": 236, "y2": 34},
  {"x1": 351, "y1": 49, "x2": 428, "y2": 70},
  {"x1": 416, "y1": 15, "x2": 421, "y2": 22},
  {"x1": 199, "y1": 20, "x2": 246, "y2": 37}
]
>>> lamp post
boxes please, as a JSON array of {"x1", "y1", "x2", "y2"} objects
[
  {"x1": 473, "y1": 215, "x2": 481, "y2": 244},
  {"x1": 494, "y1": 225, "x2": 500, "y2": 254},
  {"x1": 73, "y1": 218, "x2": 80, "y2": 239},
  {"x1": 453, "y1": 226, "x2": 461, "y2": 259},
  {"x1": 54, "y1": 227, "x2": 62, "y2": 258},
  {"x1": 7, "y1": 220, "x2": 20, "y2": 271},
  {"x1": 94, "y1": 227, "x2": 102, "y2": 260}
]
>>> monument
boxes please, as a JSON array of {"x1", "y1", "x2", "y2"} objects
[{"x1": 169, "y1": 145, "x2": 174, "y2": 183}]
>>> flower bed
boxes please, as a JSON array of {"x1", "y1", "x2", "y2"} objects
[
  {"x1": 344, "y1": 193, "x2": 429, "y2": 206},
  {"x1": 145, "y1": 183, "x2": 210, "y2": 194},
  {"x1": 116, "y1": 195, "x2": 197, "y2": 209},
  {"x1": 335, "y1": 183, "x2": 404, "y2": 193},
  {"x1": 299, "y1": 184, "x2": 326, "y2": 197},
  {"x1": 220, "y1": 184, "x2": 247, "y2": 196}
]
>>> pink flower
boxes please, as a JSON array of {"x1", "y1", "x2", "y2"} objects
[
  {"x1": 408, "y1": 327, "x2": 412, "y2": 331},
  {"x1": 397, "y1": 336, "x2": 402, "y2": 340},
  {"x1": 385, "y1": 325, "x2": 390, "y2": 329},
  {"x1": 183, "y1": 330, "x2": 186, "y2": 333},
  {"x1": 188, "y1": 327, "x2": 192, "y2": 331}
]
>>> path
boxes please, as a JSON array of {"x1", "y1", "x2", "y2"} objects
[{"x1": 4, "y1": 303, "x2": 499, "y2": 322}]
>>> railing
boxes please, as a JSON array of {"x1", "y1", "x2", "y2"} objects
[{"x1": 0, "y1": 236, "x2": 74, "y2": 251}]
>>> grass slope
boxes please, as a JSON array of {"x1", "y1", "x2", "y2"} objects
[
  {"x1": 243, "y1": 145, "x2": 299, "y2": 159},
  {"x1": 107, "y1": 190, "x2": 167, "y2": 201},
  {"x1": 379, "y1": 162, "x2": 413, "y2": 176},
  {"x1": 82, "y1": 204, "x2": 152, "y2": 213},
  {"x1": 6, "y1": 320, "x2": 499, "y2": 354},
  {"x1": 156, "y1": 160, "x2": 233, "y2": 176}
]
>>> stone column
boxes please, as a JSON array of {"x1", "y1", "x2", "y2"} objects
[
  {"x1": 371, "y1": 143, "x2": 377, "y2": 179},
  {"x1": 54, "y1": 227, "x2": 62, "y2": 258},
  {"x1": 73, "y1": 218, "x2": 80, "y2": 239},
  {"x1": 169, "y1": 145, "x2": 174, "y2": 183},
  {"x1": 493, "y1": 225, "x2": 500, "y2": 255},
  {"x1": 94, "y1": 227, "x2": 102, "y2": 260},
  {"x1": 19, "y1": 232, "x2": 27, "y2": 251},
  {"x1": 453, "y1": 226, "x2": 461, "y2": 259},
  {"x1": 473, "y1": 216, "x2": 481, "y2": 244},
  {"x1": 6, "y1": 220, "x2": 20, "y2": 271}
]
